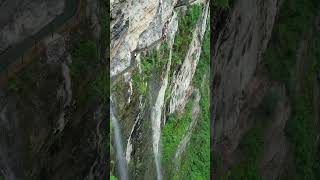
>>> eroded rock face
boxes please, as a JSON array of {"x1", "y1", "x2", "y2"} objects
[
  {"x1": 212, "y1": 0, "x2": 291, "y2": 179},
  {"x1": 0, "y1": 0, "x2": 65, "y2": 53},
  {"x1": 111, "y1": 1, "x2": 209, "y2": 179},
  {"x1": 111, "y1": 10, "x2": 179, "y2": 179},
  {"x1": 110, "y1": 0, "x2": 178, "y2": 77},
  {"x1": 169, "y1": 2, "x2": 209, "y2": 113}
]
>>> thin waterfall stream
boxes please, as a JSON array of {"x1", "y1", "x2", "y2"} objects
[{"x1": 111, "y1": 98, "x2": 129, "y2": 180}]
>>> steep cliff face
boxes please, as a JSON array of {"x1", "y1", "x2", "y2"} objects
[
  {"x1": 0, "y1": 0, "x2": 65, "y2": 53},
  {"x1": 213, "y1": 0, "x2": 282, "y2": 173},
  {"x1": 213, "y1": 0, "x2": 320, "y2": 179},
  {"x1": 0, "y1": 0, "x2": 108, "y2": 179},
  {"x1": 111, "y1": 0, "x2": 210, "y2": 179}
]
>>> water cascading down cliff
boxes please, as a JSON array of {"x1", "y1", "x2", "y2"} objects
[
  {"x1": 111, "y1": 98, "x2": 129, "y2": 180},
  {"x1": 110, "y1": 0, "x2": 210, "y2": 179}
]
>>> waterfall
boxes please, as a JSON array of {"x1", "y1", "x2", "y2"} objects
[
  {"x1": 111, "y1": 101, "x2": 129, "y2": 180},
  {"x1": 151, "y1": 104, "x2": 163, "y2": 180},
  {"x1": 150, "y1": 72, "x2": 168, "y2": 180},
  {"x1": 150, "y1": 43, "x2": 173, "y2": 180}
]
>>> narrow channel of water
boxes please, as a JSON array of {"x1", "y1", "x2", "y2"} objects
[{"x1": 111, "y1": 99, "x2": 129, "y2": 180}]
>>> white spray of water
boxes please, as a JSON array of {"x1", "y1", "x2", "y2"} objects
[
  {"x1": 111, "y1": 101, "x2": 129, "y2": 180},
  {"x1": 150, "y1": 42, "x2": 174, "y2": 180}
]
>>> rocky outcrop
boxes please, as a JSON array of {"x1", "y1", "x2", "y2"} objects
[
  {"x1": 110, "y1": 0, "x2": 178, "y2": 77},
  {"x1": 0, "y1": 0, "x2": 65, "y2": 53}
]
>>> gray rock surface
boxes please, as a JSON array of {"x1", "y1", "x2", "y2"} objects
[
  {"x1": 110, "y1": 0, "x2": 178, "y2": 77},
  {"x1": 212, "y1": 0, "x2": 293, "y2": 179},
  {"x1": 0, "y1": 0, "x2": 64, "y2": 53}
]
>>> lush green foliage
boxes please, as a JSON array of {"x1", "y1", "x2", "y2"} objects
[
  {"x1": 132, "y1": 42, "x2": 170, "y2": 95},
  {"x1": 171, "y1": 23, "x2": 211, "y2": 180},
  {"x1": 161, "y1": 101, "x2": 194, "y2": 174},
  {"x1": 192, "y1": 24, "x2": 210, "y2": 87},
  {"x1": 177, "y1": 88, "x2": 210, "y2": 180},
  {"x1": 157, "y1": 42, "x2": 170, "y2": 69},
  {"x1": 132, "y1": 70, "x2": 148, "y2": 95},
  {"x1": 110, "y1": 175, "x2": 118, "y2": 180},
  {"x1": 170, "y1": 5, "x2": 202, "y2": 80}
]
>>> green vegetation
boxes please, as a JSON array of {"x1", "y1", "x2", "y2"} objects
[
  {"x1": 140, "y1": 53, "x2": 155, "y2": 81},
  {"x1": 223, "y1": 163, "x2": 262, "y2": 180},
  {"x1": 170, "y1": 4, "x2": 202, "y2": 80},
  {"x1": 192, "y1": 23, "x2": 210, "y2": 88},
  {"x1": 177, "y1": 88, "x2": 210, "y2": 180},
  {"x1": 262, "y1": 0, "x2": 320, "y2": 179},
  {"x1": 177, "y1": 25, "x2": 210, "y2": 180},
  {"x1": 264, "y1": 0, "x2": 319, "y2": 83},
  {"x1": 284, "y1": 30, "x2": 320, "y2": 180},
  {"x1": 161, "y1": 101, "x2": 194, "y2": 174},
  {"x1": 110, "y1": 175, "x2": 118, "y2": 180},
  {"x1": 132, "y1": 42, "x2": 170, "y2": 95},
  {"x1": 214, "y1": 0, "x2": 230, "y2": 9},
  {"x1": 220, "y1": 0, "x2": 320, "y2": 178},
  {"x1": 99, "y1": 0, "x2": 108, "y2": 59},
  {"x1": 218, "y1": 0, "x2": 320, "y2": 172},
  {"x1": 222, "y1": 127, "x2": 264, "y2": 180},
  {"x1": 92, "y1": 68, "x2": 108, "y2": 102},
  {"x1": 157, "y1": 42, "x2": 170, "y2": 69},
  {"x1": 71, "y1": 40, "x2": 98, "y2": 77},
  {"x1": 239, "y1": 128, "x2": 264, "y2": 162},
  {"x1": 132, "y1": 70, "x2": 148, "y2": 95},
  {"x1": 8, "y1": 76, "x2": 22, "y2": 92},
  {"x1": 220, "y1": 89, "x2": 279, "y2": 179},
  {"x1": 70, "y1": 39, "x2": 108, "y2": 104},
  {"x1": 162, "y1": 21, "x2": 210, "y2": 180}
]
